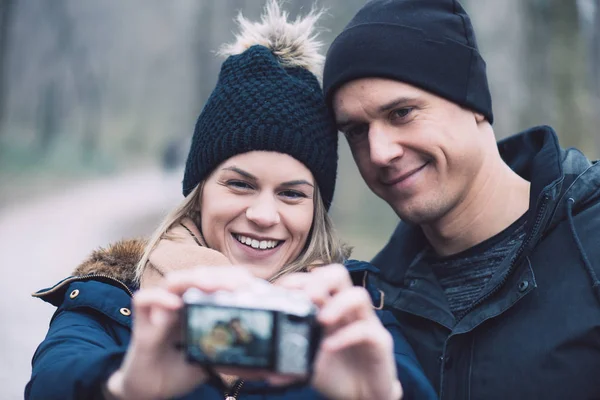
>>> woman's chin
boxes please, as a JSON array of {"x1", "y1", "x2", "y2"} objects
[{"x1": 244, "y1": 264, "x2": 280, "y2": 280}]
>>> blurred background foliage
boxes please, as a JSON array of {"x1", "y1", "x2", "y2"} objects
[{"x1": 0, "y1": 0, "x2": 599, "y2": 259}]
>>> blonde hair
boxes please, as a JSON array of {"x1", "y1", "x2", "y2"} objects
[{"x1": 135, "y1": 181, "x2": 350, "y2": 283}]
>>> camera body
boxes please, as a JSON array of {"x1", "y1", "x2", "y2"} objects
[{"x1": 182, "y1": 283, "x2": 321, "y2": 375}]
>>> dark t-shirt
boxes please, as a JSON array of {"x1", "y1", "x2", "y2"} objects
[{"x1": 425, "y1": 213, "x2": 528, "y2": 317}]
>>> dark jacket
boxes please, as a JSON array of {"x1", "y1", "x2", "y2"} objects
[
  {"x1": 371, "y1": 126, "x2": 600, "y2": 400},
  {"x1": 25, "y1": 241, "x2": 437, "y2": 400}
]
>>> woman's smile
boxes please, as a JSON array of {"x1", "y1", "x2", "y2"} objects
[
  {"x1": 232, "y1": 233, "x2": 283, "y2": 250},
  {"x1": 230, "y1": 232, "x2": 285, "y2": 261}
]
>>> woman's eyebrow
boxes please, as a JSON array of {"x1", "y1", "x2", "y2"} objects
[
  {"x1": 222, "y1": 166, "x2": 257, "y2": 181},
  {"x1": 222, "y1": 168, "x2": 313, "y2": 187},
  {"x1": 281, "y1": 180, "x2": 314, "y2": 187}
]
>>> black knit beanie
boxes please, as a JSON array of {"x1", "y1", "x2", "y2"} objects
[
  {"x1": 182, "y1": 3, "x2": 338, "y2": 209},
  {"x1": 323, "y1": 0, "x2": 493, "y2": 123}
]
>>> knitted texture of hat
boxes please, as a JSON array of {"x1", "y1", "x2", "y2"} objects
[
  {"x1": 183, "y1": 2, "x2": 338, "y2": 209},
  {"x1": 323, "y1": 0, "x2": 494, "y2": 123}
]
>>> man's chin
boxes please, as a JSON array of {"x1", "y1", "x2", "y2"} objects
[{"x1": 393, "y1": 204, "x2": 441, "y2": 226}]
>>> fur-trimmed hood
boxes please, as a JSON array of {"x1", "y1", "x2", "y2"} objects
[
  {"x1": 34, "y1": 218, "x2": 230, "y2": 306},
  {"x1": 72, "y1": 239, "x2": 147, "y2": 284},
  {"x1": 69, "y1": 217, "x2": 230, "y2": 285}
]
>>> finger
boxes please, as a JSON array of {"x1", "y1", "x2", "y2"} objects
[
  {"x1": 306, "y1": 264, "x2": 353, "y2": 296},
  {"x1": 277, "y1": 273, "x2": 331, "y2": 308},
  {"x1": 133, "y1": 287, "x2": 183, "y2": 317},
  {"x1": 278, "y1": 264, "x2": 353, "y2": 308},
  {"x1": 131, "y1": 288, "x2": 183, "y2": 346},
  {"x1": 266, "y1": 375, "x2": 304, "y2": 386},
  {"x1": 275, "y1": 272, "x2": 312, "y2": 289},
  {"x1": 165, "y1": 266, "x2": 259, "y2": 295},
  {"x1": 321, "y1": 319, "x2": 393, "y2": 353},
  {"x1": 133, "y1": 287, "x2": 183, "y2": 310},
  {"x1": 216, "y1": 367, "x2": 272, "y2": 381},
  {"x1": 318, "y1": 286, "x2": 375, "y2": 327}
]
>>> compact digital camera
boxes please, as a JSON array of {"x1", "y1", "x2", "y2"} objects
[{"x1": 182, "y1": 282, "x2": 321, "y2": 375}]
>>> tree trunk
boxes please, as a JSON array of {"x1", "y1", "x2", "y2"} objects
[
  {"x1": 0, "y1": 0, "x2": 15, "y2": 136},
  {"x1": 575, "y1": 0, "x2": 600, "y2": 158},
  {"x1": 592, "y1": 0, "x2": 600, "y2": 158}
]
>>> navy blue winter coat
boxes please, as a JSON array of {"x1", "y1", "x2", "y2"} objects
[
  {"x1": 25, "y1": 241, "x2": 437, "y2": 400},
  {"x1": 371, "y1": 126, "x2": 600, "y2": 399}
]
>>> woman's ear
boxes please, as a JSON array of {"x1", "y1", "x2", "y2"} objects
[{"x1": 474, "y1": 112, "x2": 486, "y2": 123}]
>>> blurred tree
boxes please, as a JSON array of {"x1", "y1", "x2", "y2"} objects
[
  {"x1": 523, "y1": 0, "x2": 595, "y2": 154},
  {"x1": 37, "y1": 81, "x2": 60, "y2": 154},
  {"x1": 463, "y1": 0, "x2": 528, "y2": 139},
  {"x1": 594, "y1": 0, "x2": 600, "y2": 156},
  {"x1": 195, "y1": 1, "x2": 217, "y2": 108},
  {"x1": 44, "y1": 0, "x2": 102, "y2": 162},
  {"x1": 577, "y1": 0, "x2": 600, "y2": 157},
  {"x1": 0, "y1": 0, "x2": 15, "y2": 137}
]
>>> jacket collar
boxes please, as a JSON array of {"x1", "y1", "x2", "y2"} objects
[
  {"x1": 71, "y1": 239, "x2": 146, "y2": 284},
  {"x1": 34, "y1": 217, "x2": 232, "y2": 304},
  {"x1": 33, "y1": 239, "x2": 146, "y2": 306}
]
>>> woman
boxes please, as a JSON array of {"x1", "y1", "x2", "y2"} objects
[{"x1": 25, "y1": 2, "x2": 437, "y2": 399}]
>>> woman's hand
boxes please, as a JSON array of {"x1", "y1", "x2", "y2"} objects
[
  {"x1": 105, "y1": 266, "x2": 261, "y2": 400},
  {"x1": 277, "y1": 264, "x2": 403, "y2": 400}
]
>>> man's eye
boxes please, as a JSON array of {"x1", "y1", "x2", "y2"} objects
[
  {"x1": 391, "y1": 107, "x2": 413, "y2": 121},
  {"x1": 343, "y1": 124, "x2": 368, "y2": 142}
]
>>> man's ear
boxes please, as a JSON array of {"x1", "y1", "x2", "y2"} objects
[{"x1": 474, "y1": 112, "x2": 486, "y2": 123}]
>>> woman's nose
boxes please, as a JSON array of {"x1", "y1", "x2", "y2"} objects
[{"x1": 245, "y1": 198, "x2": 281, "y2": 227}]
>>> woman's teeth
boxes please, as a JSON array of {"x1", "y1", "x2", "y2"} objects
[{"x1": 234, "y1": 234, "x2": 280, "y2": 250}]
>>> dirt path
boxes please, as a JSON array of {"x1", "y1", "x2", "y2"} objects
[{"x1": 0, "y1": 169, "x2": 181, "y2": 399}]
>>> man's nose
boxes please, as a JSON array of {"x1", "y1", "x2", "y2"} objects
[
  {"x1": 245, "y1": 196, "x2": 281, "y2": 227},
  {"x1": 369, "y1": 124, "x2": 404, "y2": 166}
]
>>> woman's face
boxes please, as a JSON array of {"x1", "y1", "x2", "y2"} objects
[{"x1": 200, "y1": 151, "x2": 315, "y2": 279}]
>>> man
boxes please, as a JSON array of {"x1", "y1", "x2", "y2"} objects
[{"x1": 323, "y1": 0, "x2": 600, "y2": 399}]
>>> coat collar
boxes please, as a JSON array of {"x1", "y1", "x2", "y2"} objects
[
  {"x1": 71, "y1": 239, "x2": 146, "y2": 284},
  {"x1": 34, "y1": 217, "x2": 231, "y2": 303},
  {"x1": 33, "y1": 239, "x2": 146, "y2": 306}
]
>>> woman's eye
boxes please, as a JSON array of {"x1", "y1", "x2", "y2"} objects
[
  {"x1": 227, "y1": 180, "x2": 253, "y2": 190},
  {"x1": 280, "y1": 190, "x2": 307, "y2": 199}
]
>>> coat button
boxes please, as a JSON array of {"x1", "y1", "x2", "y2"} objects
[
  {"x1": 119, "y1": 308, "x2": 131, "y2": 316},
  {"x1": 69, "y1": 289, "x2": 79, "y2": 299},
  {"x1": 518, "y1": 280, "x2": 529, "y2": 292},
  {"x1": 444, "y1": 356, "x2": 453, "y2": 369},
  {"x1": 438, "y1": 356, "x2": 453, "y2": 369}
]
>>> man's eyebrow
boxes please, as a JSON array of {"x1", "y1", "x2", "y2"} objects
[
  {"x1": 336, "y1": 96, "x2": 418, "y2": 131},
  {"x1": 222, "y1": 166, "x2": 257, "y2": 180},
  {"x1": 281, "y1": 180, "x2": 314, "y2": 188},
  {"x1": 377, "y1": 96, "x2": 418, "y2": 113}
]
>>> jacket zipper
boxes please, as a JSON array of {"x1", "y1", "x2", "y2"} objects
[
  {"x1": 224, "y1": 380, "x2": 244, "y2": 399},
  {"x1": 455, "y1": 194, "x2": 550, "y2": 322},
  {"x1": 32, "y1": 273, "x2": 134, "y2": 298}
]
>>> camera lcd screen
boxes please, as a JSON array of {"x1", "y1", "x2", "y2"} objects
[{"x1": 186, "y1": 305, "x2": 274, "y2": 368}]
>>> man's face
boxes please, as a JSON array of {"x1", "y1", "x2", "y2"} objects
[{"x1": 332, "y1": 78, "x2": 487, "y2": 224}]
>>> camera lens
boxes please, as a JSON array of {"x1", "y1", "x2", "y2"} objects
[{"x1": 283, "y1": 333, "x2": 308, "y2": 355}]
